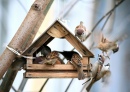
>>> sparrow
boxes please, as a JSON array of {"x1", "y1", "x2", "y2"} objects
[
  {"x1": 82, "y1": 54, "x2": 105, "y2": 85},
  {"x1": 82, "y1": 55, "x2": 110, "y2": 92},
  {"x1": 58, "y1": 51, "x2": 85, "y2": 80},
  {"x1": 91, "y1": 54, "x2": 105, "y2": 79},
  {"x1": 33, "y1": 51, "x2": 62, "y2": 65},
  {"x1": 95, "y1": 33, "x2": 119, "y2": 58},
  {"x1": 75, "y1": 21, "x2": 91, "y2": 42},
  {"x1": 44, "y1": 51, "x2": 61, "y2": 65},
  {"x1": 86, "y1": 63, "x2": 111, "y2": 92}
]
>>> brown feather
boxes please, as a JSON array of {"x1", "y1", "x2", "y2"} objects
[{"x1": 71, "y1": 53, "x2": 85, "y2": 80}]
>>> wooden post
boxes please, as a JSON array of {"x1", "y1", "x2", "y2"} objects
[
  {"x1": 82, "y1": 57, "x2": 92, "y2": 77},
  {"x1": 0, "y1": 0, "x2": 54, "y2": 79},
  {"x1": 0, "y1": 58, "x2": 26, "y2": 92}
]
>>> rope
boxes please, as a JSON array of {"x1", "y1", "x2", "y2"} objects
[{"x1": 6, "y1": 45, "x2": 36, "y2": 59}]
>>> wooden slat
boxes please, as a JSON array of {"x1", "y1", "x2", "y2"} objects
[
  {"x1": 25, "y1": 64, "x2": 89, "y2": 70},
  {"x1": 22, "y1": 32, "x2": 52, "y2": 55},
  {"x1": 27, "y1": 58, "x2": 33, "y2": 64},
  {"x1": 65, "y1": 33, "x2": 94, "y2": 57},
  {"x1": 47, "y1": 22, "x2": 68, "y2": 38},
  {"x1": 24, "y1": 71, "x2": 91, "y2": 78},
  {"x1": 82, "y1": 56, "x2": 89, "y2": 65}
]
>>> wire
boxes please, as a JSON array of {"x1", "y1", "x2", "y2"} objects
[{"x1": 6, "y1": 45, "x2": 36, "y2": 59}]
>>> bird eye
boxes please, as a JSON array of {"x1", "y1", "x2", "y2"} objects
[{"x1": 99, "y1": 57, "x2": 101, "y2": 60}]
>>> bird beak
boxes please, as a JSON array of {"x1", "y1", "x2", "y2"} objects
[{"x1": 112, "y1": 46, "x2": 119, "y2": 53}]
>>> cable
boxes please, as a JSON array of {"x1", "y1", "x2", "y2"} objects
[{"x1": 6, "y1": 45, "x2": 35, "y2": 59}]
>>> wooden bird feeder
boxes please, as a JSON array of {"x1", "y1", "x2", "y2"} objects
[{"x1": 23, "y1": 20, "x2": 94, "y2": 78}]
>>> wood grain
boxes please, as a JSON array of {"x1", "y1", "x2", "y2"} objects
[
  {"x1": 47, "y1": 22, "x2": 68, "y2": 38},
  {"x1": 25, "y1": 64, "x2": 89, "y2": 70},
  {"x1": 24, "y1": 71, "x2": 91, "y2": 78}
]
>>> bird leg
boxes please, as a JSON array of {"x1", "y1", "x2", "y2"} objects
[
  {"x1": 102, "y1": 51, "x2": 110, "y2": 59},
  {"x1": 102, "y1": 51, "x2": 105, "y2": 56},
  {"x1": 105, "y1": 52, "x2": 110, "y2": 59}
]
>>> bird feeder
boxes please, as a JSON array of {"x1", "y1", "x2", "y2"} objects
[{"x1": 23, "y1": 20, "x2": 94, "y2": 78}]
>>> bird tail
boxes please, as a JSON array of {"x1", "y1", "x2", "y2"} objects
[
  {"x1": 86, "y1": 79, "x2": 95, "y2": 92},
  {"x1": 77, "y1": 66, "x2": 85, "y2": 80}
]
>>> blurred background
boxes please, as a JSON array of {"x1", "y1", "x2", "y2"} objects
[{"x1": 0, "y1": 0, "x2": 130, "y2": 92}]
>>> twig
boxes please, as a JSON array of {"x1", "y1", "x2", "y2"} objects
[
  {"x1": 101, "y1": 12, "x2": 113, "y2": 31},
  {"x1": 39, "y1": 78, "x2": 49, "y2": 92},
  {"x1": 81, "y1": 0, "x2": 123, "y2": 42},
  {"x1": 18, "y1": 78, "x2": 28, "y2": 92},
  {"x1": 64, "y1": 79, "x2": 74, "y2": 92},
  {"x1": 91, "y1": 0, "x2": 124, "y2": 33},
  {"x1": 12, "y1": 86, "x2": 17, "y2": 92}
]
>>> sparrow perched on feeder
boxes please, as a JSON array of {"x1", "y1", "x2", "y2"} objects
[
  {"x1": 75, "y1": 21, "x2": 90, "y2": 42},
  {"x1": 94, "y1": 33, "x2": 119, "y2": 58},
  {"x1": 58, "y1": 51, "x2": 85, "y2": 80},
  {"x1": 44, "y1": 51, "x2": 61, "y2": 65},
  {"x1": 33, "y1": 51, "x2": 62, "y2": 65}
]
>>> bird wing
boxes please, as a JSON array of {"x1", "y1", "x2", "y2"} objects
[
  {"x1": 98, "y1": 32, "x2": 111, "y2": 43},
  {"x1": 101, "y1": 33, "x2": 105, "y2": 43},
  {"x1": 71, "y1": 53, "x2": 85, "y2": 80},
  {"x1": 46, "y1": 51, "x2": 59, "y2": 59},
  {"x1": 101, "y1": 70, "x2": 111, "y2": 85},
  {"x1": 44, "y1": 51, "x2": 59, "y2": 65},
  {"x1": 86, "y1": 79, "x2": 96, "y2": 92},
  {"x1": 71, "y1": 53, "x2": 82, "y2": 66}
]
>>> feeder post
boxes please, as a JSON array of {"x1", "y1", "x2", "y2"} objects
[{"x1": 0, "y1": 58, "x2": 26, "y2": 92}]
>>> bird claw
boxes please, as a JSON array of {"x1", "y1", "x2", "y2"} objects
[
  {"x1": 82, "y1": 78, "x2": 91, "y2": 85},
  {"x1": 102, "y1": 54, "x2": 110, "y2": 59},
  {"x1": 104, "y1": 55, "x2": 110, "y2": 59}
]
